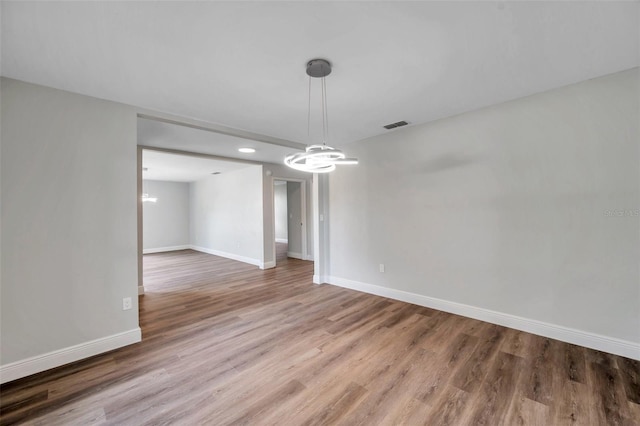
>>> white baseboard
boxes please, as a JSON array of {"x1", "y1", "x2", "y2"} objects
[
  {"x1": 275, "y1": 238, "x2": 288, "y2": 244},
  {"x1": 326, "y1": 276, "x2": 640, "y2": 361},
  {"x1": 190, "y1": 245, "x2": 261, "y2": 267},
  {"x1": 304, "y1": 254, "x2": 314, "y2": 261},
  {"x1": 287, "y1": 251, "x2": 303, "y2": 260},
  {"x1": 0, "y1": 328, "x2": 142, "y2": 384},
  {"x1": 261, "y1": 261, "x2": 276, "y2": 270},
  {"x1": 143, "y1": 245, "x2": 190, "y2": 254},
  {"x1": 138, "y1": 285, "x2": 145, "y2": 295},
  {"x1": 313, "y1": 274, "x2": 327, "y2": 285}
]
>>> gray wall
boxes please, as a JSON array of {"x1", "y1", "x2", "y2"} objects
[
  {"x1": 274, "y1": 182, "x2": 288, "y2": 242},
  {"x1": 1, "y1": 78, "x2": 139, "y2": 364},
  {"x1": 142, "y1": 180, "x2": 190, "y2": 251},
  {"x1": 0, "y1": 79, "x2": 315, "y2": 378},
  {"x1": 287, "y1": 181, "x2": 303, "y2": 256},
  {"x1": 190, "y1": 165, "x2": 263, "y2": 263},
  {"x1": 328, "y1": 69, "x2": 639, "y2": 344}
]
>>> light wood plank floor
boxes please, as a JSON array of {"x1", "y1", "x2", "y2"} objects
[{"x1": 1, "y1": 244, "x2": 639, "y2": 425}]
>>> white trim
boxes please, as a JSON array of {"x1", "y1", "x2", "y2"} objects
[
  {"x1": 304, "y1": 254, "x2": 314, "y2": 261},
  {"x1": 326, "y1": 276, "x2": 640, "y2": 360},
  {"x1": 143, "y1": 245, "x2": 190, "y2": 254},
  {"x1": 275, "y1": 238, "x2": 288, "y2": 244},
  {"x1": 190, "y1": 245, "x2": 261, "y2": 267},
  {"x1": 0, "y1": 328, "x2": 142, "y2": 384},
  {"x1": 287, "y1": 251, "x2": 303, "y2": 260},
  {"x1": 313, "y1": 274, "x2": 327, "y2": 285},
  {"x1": 261, "y1": 261, "x2": 276, "y2": 270},
  {"x1": 138, "y1": 285, "x2": 145, "y2": 295}
]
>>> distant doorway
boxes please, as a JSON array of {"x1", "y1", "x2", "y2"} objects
[{"x1": 272, "y1": 178, "x2": 307, "y2": 266}]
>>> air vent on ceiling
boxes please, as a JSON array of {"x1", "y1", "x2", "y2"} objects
[
  {"x1": 211, "y1": 172, "x2": 221, "y2": 175},
  {"x1": 383, "y1": 120, "x2": 409, "y2": 130}
]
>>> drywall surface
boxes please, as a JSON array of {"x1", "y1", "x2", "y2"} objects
[
  {"x1": 142, "y1": 180, "x2": 190, "y2": 250},
  {"x1": 1, "y1": 78, "x2": 140, "y2": 364},
  {"x1": 274, "y1": 182, "x2": 288, "y2": 241},
  {"x1": 328, "y1": 69, "x2": 640, "y2": 344},
  {"x1": 190, "y1": 165, "x2": 263, "y2": 263}
]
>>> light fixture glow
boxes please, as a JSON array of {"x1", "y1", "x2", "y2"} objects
[
  {"x1": 142, "y1": 193, "x2": 158, "y2": 203},
  {"x1": 285, "y1": 59, "x2": 358, "y2": 173},
  {"x1": 141, "y1": 170, "x2": 158, "y2": 203},
  {"x1": 238, "y1": 148, "x2": 256, "y2": 153},
  {"x1": 285, "y1": 145, "x2": 358, "y2": 173}
]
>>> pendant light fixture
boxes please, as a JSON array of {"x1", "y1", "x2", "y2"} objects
[{"x1": 284, "y1": 59, "x2": 358, "y2": 173}]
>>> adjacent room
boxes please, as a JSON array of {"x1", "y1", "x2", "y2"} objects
[
  {"x1": 1, "y1": 2, "x2": 638, "y2": 425},
  {"x1": 141, "y1": 149, "x2": 276, "y2": 293}
]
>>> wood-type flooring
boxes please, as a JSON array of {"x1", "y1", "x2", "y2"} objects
[{"x1": 1, "y1": 244, "x2": 639, "y2": 425}]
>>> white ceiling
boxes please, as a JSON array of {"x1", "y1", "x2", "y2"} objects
[
  {"x1": 142, "y1": 149, "x2": 254, "y2": 182},
  {"x1": 138, "y1": 117, "x2": 299, "y2": 165},
  {"x1": 2, "y1": 2, "x2": 638, "y2": 145}
]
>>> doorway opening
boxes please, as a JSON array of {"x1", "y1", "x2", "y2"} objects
[
  {"x1": 137, "y1": 114, "x2": 317, "y2": 293},
  {"x1": 272, "y1": 178, "x2": 308, "y2": 266},
  {"x1": 138, "y1": 146, "x2": 263, "y2": 293}
]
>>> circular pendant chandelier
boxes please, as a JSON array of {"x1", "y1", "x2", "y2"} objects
[{"x1": 284, "y1": 59, "x2": 358, "y2": 173}]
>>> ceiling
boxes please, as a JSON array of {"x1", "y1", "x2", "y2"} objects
[
  {"x1": 142, "y1": 149, "x2": 254, "y2": 182},
  {"x1": 138, "y1": 117, "x2": 299, "y2": 165},
  {"x1": 2, "y1": 2, "x2": 638, "y2": 146}
]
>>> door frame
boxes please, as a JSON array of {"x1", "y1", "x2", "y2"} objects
[{"x1": 272, "y1": 177, "x2": 307, "y2": 264}]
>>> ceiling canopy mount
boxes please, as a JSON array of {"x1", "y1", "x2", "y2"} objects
[{"x1": 306, "y1": 59, "x2": 332, "y2": 78}]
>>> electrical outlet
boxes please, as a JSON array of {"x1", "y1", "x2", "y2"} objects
[
  {"x1": 122, "y1": 297, "x2": 132, "y2": 311},
  {"x1": 379, "y1": 263, "x2": 385, "y2": 273}
]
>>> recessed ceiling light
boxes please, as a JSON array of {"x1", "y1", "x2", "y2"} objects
[{"x1": 238, "y1": 148, "x2": 255, "y2": 153}]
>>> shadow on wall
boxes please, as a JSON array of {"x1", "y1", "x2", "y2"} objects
[{"x1": 411, "y1": 153, "x2": 476, "y2": 175}]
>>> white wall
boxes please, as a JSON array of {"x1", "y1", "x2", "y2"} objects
[
  {"x1": 274, "y1": 182, "x2": 288, "y2": 242},
  {"x1": 190, "y1": 165, "x2": 264, "y2": 265},
  {"x1": 327, "y1": 69, "x2": 640, "y2": 356},
  {"x1": 142, "y1": 180, "x2": 190, "y2": 252},
  {"x1": 1, "y1": 78, "x2": 140, "y2": 377}
]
